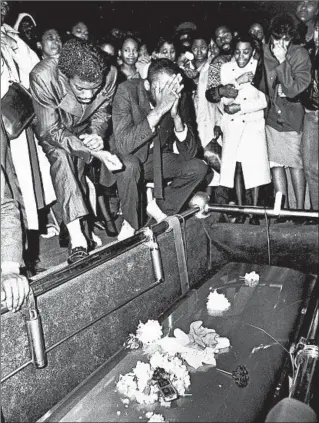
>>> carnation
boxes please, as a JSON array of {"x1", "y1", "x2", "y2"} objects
[
  {"x1": 244, "y1": 271, "x2": 260, "y2": 287},
  {"x1": 207, "y1": 290, "x2": 231, "y2": 316},
  {"x1": 136, "y1": 320, "x2": 163, "y2": 346}
]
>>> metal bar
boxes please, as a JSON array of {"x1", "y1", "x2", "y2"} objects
[
  {"x1": 205, "y1": 204, "x2": 319, "y2": 219},
  {"x1": 1, "y1": 201, "x2": 316, "y2": 316}
]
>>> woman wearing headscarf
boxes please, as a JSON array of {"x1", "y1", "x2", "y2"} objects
[
  {"x1": 2, "y1": 3, "x2": 56, "y2": 271},
  {"x1": 13, "y1": 12, "x2": 37, "y2": 52}
]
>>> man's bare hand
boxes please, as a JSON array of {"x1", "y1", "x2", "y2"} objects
[
  {"x1": 170, "y1": 95, "x2": 180, "y2": 119},
  {"x1": 224, "y1": 103, "x2": 241, "y2": 114},
  {"x1": 1, "y1": 274, "x2": 30, "y2": 312},
  {"x1": 91, "y1": 150, "x2": 123, "y2": 172},
  {"x1": 79, "y1": 134, "x2": 104, "y2": 152},
  {"x1": 236, "y1": 71, "x2": 254, "y2": 85},
  {"x1": 219, "y1": 84, "x2": 238, "y2": 99},
  {"x1": 156, "y1": 74, "x2": 184, "y2": 115}
]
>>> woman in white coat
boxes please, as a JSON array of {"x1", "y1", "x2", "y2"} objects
[{"x1": 219, "y1": 34, "x2": 271, "y2": 224}]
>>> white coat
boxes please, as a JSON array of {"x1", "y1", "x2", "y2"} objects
[
  {"x1": 219, "y1": 59, "x2": 271, "y2": 190},
  {"x1": 1, "y1": 24, "x2": 56, "y2": 230},
  {"x1": 194, "y1": 60, "x2": 222, "y2": 186}
]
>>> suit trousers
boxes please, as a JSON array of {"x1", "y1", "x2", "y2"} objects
[
  {"x1": 115, "y1": 151, "x2": 208, "y2": 229},
  {"x1": 42, "y1": 146, "x2": 89, "y2": 224}
]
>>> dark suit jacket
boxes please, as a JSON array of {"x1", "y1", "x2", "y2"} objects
[
  {"x1": 30, "y1": 57, "x2": 117, "y2": 164},
  {"x1": 110, "y1": 79, "x2": 199, "y2": 163}
]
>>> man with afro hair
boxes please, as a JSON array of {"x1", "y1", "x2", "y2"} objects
[{"x1": 30, "y1": 38, "x2": 122, "y2": 264}]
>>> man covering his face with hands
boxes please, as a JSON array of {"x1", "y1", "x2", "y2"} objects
[{"x1": 111, "y1": 58, "x2": 207, "y2": 240}]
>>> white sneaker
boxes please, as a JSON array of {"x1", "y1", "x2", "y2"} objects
[
  {"x1": 146, "y1": 199, "x2": 167, "y2": 223},
  {"x1": 117, "y1": 219, "x2": 136, "y2": 241}
]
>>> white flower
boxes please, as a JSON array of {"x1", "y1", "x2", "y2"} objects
[
  {"x1": 133, "y1": 361, "x2": 153, "y2": 392},
  {"x1": 117, "y1": 373, "x2": 137, "y2": 399},
  {"x1": 244, "y1": 271, "x2": 260, "y2": 286},
  {"x1": 136, "y1": 320, "x2": 163, "y2": 345},
  {"x1": 207, "y1": 290, "x2": 231, "y2": 316}
]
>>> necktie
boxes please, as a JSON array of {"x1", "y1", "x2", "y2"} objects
[{"x1": 153, "y1": 129, "x2": 163, "y2": 199}]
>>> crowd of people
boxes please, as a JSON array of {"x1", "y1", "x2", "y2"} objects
[{"x1": 1, "y1": 1, "x2": 318, "y2": 311}]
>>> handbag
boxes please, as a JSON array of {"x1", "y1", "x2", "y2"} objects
[{"x1": 1, "y1": 81, "x2": 35, "y2": 140}]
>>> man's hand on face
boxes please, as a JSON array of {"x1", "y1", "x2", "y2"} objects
[
  {"x1": 156, "y1": 74, "x2": 184, "y2": 115},
  {"x1": 1, "y1": 274, "x2": 30, "y2": 312},
  {"x1": 224, "y1": 103, "x2": 241, "y2": 114},
  {"x1": 170, "y1": 94, "x2": 180, "y2": 119},
  {"x1": 79, "y1": 134, "x2": 104, "y2": 152},
  {"x1": 219, "y1": 84, "x2": 238, "y2": 99}
]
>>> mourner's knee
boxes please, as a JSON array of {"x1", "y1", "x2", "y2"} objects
[{"x1": 184, "y1": 158, "x2": 208, "y2": 180}]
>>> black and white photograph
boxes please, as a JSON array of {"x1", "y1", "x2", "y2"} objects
[{"x1": 1, "y1": 0, "x2": 319, "y2": 422}]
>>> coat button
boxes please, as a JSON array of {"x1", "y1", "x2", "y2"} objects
[
  {"x1": 244, "y1": 98, "x2": 247, "y2": 100},
  {"x1": 231, "y1": 119, "x2": 234, "y2": 121},
  {"x1": 242, "y1": 120, "x2": 245, "y2": 123},
  {"x1": 277, "y1": 110, "x2": 282, "y2": 114}
]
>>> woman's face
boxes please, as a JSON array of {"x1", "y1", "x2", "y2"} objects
[
  {"x1": 249, "y1": 23, "x2": 264, "y2": 42},
  {"x1": 41, "y1": 29, "x2": 62, "y2": 58},
  {"x1": 71, "y1": 22, "x2": 89, "y2": 41},
  {"x1": 20, "y1": 17, "x2": 36, "y2": 43},
  {"x1": 121, "y1": 38, "x2": 139, "y2": 65},
  {"x1": 158, "y1": 42, "x2": 176, "y2": 62},
  {"x1": 191, "y1": 38, "x2": 208, "y2": 64},
  {"x1": 139, "y1": 44, "x2": 149, "y2": 58},
  {"x1": 208, "y1": 39, "x2": 220, "y2": 59},
  {"x1": 234, "y1": 41, "x2": 254, "y2": 68}
]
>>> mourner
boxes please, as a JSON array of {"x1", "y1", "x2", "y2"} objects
[
  {"x1": 111, "y1": 58, "x2": 207, "y2": 240},
  {"x1": 261, "y1": 13, "x2": 312, "y2": 213},
  {"x1": 30, "y1": 38, "x2": 122, "y2": 263}
]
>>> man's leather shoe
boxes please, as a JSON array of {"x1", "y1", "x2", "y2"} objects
[{"x1": 67, "y1": 247, "x2": 88, "y2": 264}]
